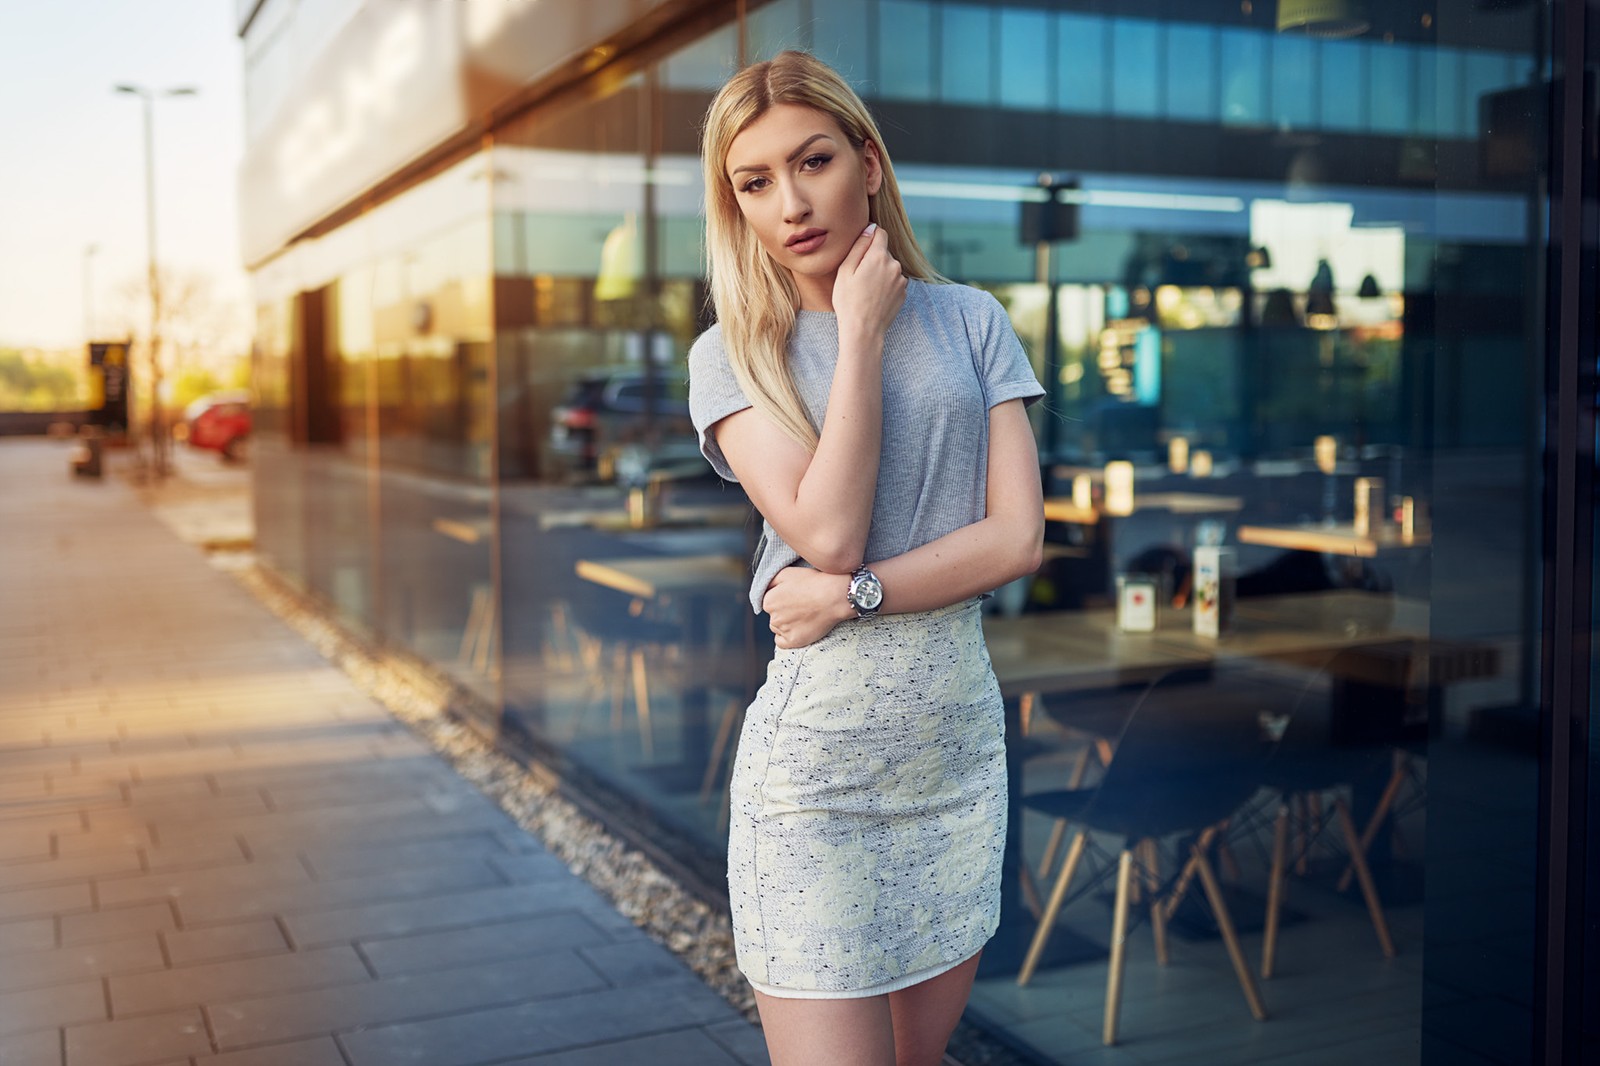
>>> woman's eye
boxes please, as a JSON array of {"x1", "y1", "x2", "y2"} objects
[
  {"x1": 801, "y1": 153, "x2": 832, "y2": 172},
  {"x1": 740, "y1": 176, "x2": 770, "y2": 194}
]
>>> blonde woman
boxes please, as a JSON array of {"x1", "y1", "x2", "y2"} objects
[{"x1": 689, "y1": 51, "x2": 1045, "y2": 1066}]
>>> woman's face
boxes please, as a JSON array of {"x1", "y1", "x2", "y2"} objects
[{"x1": 725, "y1": 103, "x2": 882, "y2": 307}]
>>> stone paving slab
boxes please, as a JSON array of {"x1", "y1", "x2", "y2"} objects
[{"x1": 0, "y1": 439, "x2": 768, "y2": 1065}]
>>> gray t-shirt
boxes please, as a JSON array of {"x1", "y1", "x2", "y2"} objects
[{"x1": 688, "y1": 280, "x2": 1045, "y2": 613}]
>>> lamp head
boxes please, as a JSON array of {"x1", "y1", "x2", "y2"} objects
[
  {"x1": 166, "y1": 87, "x2": 199, "y2": 97},
  {"x1": 1277, "y1": 0, "x2": 1370, "y2": 38},
  {"x1": 114, "y1": 84, "x2": 142, "y2": 95}
]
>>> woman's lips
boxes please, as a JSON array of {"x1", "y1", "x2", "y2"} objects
[{"x1": 786, "y1": 230, "x2": 826, "y2": 255}]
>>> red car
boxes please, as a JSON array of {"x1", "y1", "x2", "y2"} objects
[{"x1": 184, "y1": 391, "x2": 251, "y2": 461}]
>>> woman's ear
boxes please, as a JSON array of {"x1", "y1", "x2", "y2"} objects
[{"x1": 862, "y1": 140, "x2": 884, "y2": 197}]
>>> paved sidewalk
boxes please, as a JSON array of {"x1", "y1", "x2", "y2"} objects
[{"x1": 0, "y1": 438, "x2": 767, "y2": 1066}]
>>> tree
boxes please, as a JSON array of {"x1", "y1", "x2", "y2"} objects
[
  {"x1": 0, "y1": 348, "x2": 87, "y2": 411},
  {"x1": 111, "y1": 267, "x2": 252, "y2": 442}
]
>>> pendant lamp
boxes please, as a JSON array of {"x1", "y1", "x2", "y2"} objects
[{"x1": 1277, "y1": 0, "x2": 1370, "y2": 38}]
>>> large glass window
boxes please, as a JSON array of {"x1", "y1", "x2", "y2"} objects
[
  {"x1": 999, "y1": 7, "x2": 1052, "y2": 112},
  {"x1": 1058, "y1": 13, "x2": 1109, "y2": 114},
  {"x1": 1110, "y1": 18, "x2": 1161, "y2": 118},
  {"x1": 1220, "y1": 27, "x2": 1268, "y2": 127},
  {"x1": 1321, "y1": 40, "x2": 1366, "y2": 132},
  {"x1": 879, "y1": 0, "x2": 934, "y2": 100},
  {"x1": 1271, "y1": 35, "x2": 1317, "y2": 128},
  {"x1": 811, "y1": 0, "x2": 872, "y2": 90},
  {"x1": 1165, "y1": 23, "x2": 1218, "y2": 122},
  {"x1": 939, "y1": 3, "x2": 993, "y2": 106},
  {"x1": 246, "y1": 2, "x2": 1572, "y2": 1061},
  {"x1": 1371, "y1": 42, "x2": 1419, "y2": 135}
]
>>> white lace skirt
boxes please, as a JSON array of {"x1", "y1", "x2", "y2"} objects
[{"x1": 726, "y1": 598, "x2": 1007, "y2": 999}]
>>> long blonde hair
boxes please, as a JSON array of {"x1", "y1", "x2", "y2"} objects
[{"x1": 701, "y1": 50, "x2": 941, "y2": 452}]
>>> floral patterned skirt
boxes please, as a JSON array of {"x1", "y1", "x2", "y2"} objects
[{"x1": 726, "y1": 598, "x2": 1007, "y2": 999}]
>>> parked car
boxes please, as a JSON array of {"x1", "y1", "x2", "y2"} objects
[
  {"x1": 184, "y1": 390, "x2": 251, "y2": 462},
  {"x1": 548, "y1": 371, "x2": 702, "y2": 479}
]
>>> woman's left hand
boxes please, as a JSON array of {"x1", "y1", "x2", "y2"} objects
[{"x1": 762, "y1": 566, "x2": 851, "y2": 649}]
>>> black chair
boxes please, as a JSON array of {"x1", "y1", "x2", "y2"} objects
[
  {"x1": 560, "y1": 583, "x2": 682, "y2": 760},
  {"x1": 1257, "y1": 652, "x2": 1401, "y2": 978},
  {"x1": 1016, "y1": 664, "x2": 1299, "y2": 1046}
]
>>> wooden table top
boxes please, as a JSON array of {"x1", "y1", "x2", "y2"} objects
[
  {"x1": 1238, "y1": 521, "x2": 1429, "y2": 557},
  {"x1": 573, "y1": 555, "x2": 1498, "y2": 695},
  {"x1": 541, "y1": 502, "x2": 750, "y2": 532},
  {"x1": 575, "y1": 553, "x2": 748, "y2": 600},
  {"x1": 1042, "y1": 493, "x2": 1243, "y2": 524},
  {"x1": 983, "y1": 591, "x2": 1496, "y2": 697}
]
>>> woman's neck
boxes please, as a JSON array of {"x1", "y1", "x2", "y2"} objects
[{"x1": 794, "y1": 270, "x2": 836, "y2": 313}]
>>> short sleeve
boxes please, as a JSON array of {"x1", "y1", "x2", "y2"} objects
[
  {"x1": 966, "y1": 290, "x2": 1045, "y2": 410},
  {"x1": 687, "y1": 325, "x2": 752, "y2": 482}
]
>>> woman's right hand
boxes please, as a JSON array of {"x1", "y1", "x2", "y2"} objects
[{"x1": 831, "y1": 223, "x2": 907, "y2": 345}]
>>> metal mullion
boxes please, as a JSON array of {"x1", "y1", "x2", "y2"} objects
[{"x1": 1538, "y1": 1, "x2": 1594, "y2": 1061}]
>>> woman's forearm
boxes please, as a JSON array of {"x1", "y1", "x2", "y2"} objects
[
  {"x1": 871, "y1": 511, "x2": 1044, "y2": 614},
  {"x1": 788, "y1": 328, "x2": 884, "y2": 572},
  {"x1": 766, "y1": 511, "x2": 1042, "y2": 645}
]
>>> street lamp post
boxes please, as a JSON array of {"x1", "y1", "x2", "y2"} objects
[
  {"x1": 115, "y1": 82, "x2": 196, "y2": 478},
  {"x1": 82, "y1": 243, "x2": 98, "y2": 342}
]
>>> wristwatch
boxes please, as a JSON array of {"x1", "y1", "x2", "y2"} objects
[{"x1": 846, "y1": 566, "x2": 884, "y2": 618}]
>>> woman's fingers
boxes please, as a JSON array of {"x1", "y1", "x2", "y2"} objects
[
  {"x1": 832, "y1": 222, "x2": 904, "y2": 338},
  {"x1": 838, "y1": 222, "x2": 878, "y2": 276}
]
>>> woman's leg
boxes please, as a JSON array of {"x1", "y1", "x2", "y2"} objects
[
  {"x1": 753, "y1": 989, "x2": 897, "y2": 1066},
  {"x1": 887, "y1": 952, "x2": 983, "y2": 1066}
]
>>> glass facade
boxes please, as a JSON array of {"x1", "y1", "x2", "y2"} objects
[{"x1": 242, "y1": 1, "x2": 1598, "y2": 1061}]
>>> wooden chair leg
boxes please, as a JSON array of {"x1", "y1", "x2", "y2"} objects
[
  {"x1": 1018, "y1": 830, "x2": 1089, "y2": 986},
  {"x1": 1158, "y1": 825, "x2": 1217, "y2": 924},
  {"x1": 1103, "y1": 849, "x2": 1134, "y2": 1046},
  {"x1": 1262, "y1": 802, "x2": 1290, "y2": 979},
  {"x1": 631, "y1": 647, "x2": 653, "y2": 759},
  {"x1": 699, "y1": 699, "x2": 741, "y2": 803},
  {"x1": 1334, "y1": 795, "x2": 1397, "y2": 958},
  {"x1": 1141, "y1": 839, "x2": 1169, "y2": 966},
  {"x1": 1020, "y1": 861, "x2": 1044, "y2": 919},
  {"x1": 1037, "y1": 819, "x2": 1069, "y2": 882},
  {"x1": 1216, "y1": 817, "x2": 1241, "y2": 883},
  {"x1": 609, "y1": 644, "x2": 628, "y2": 733},
  {"x1": 1193, "y1": 844, "x2": 1268, "y2": 1022},
  {"x1": 1338, "y1": 755, "x2": 1408, "y2": 891},
  {"x1": 1020, "y1": 691, "x2": 1036, "y2": 736},
  {"x1": 549, "y1": 602, "x2": 576, "y2": 672}
]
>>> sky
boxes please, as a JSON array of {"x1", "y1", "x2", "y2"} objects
[{"x1": 0, "y1": 0, "x2": 249, "y2": 351}]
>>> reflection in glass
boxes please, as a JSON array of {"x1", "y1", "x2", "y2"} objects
[
  {"x1": 999, "y1": 8, "x2": 1051, "y2": 112},
  {"x1": 1165, "y1": 23, "x2": 1218, "y2": 122},
  {"x1": 242, "y1": 2, "x2": 1560, "y2": 1060},
  {"x1": 940, "y1": 3, "x2": 992, "y2": 106}
]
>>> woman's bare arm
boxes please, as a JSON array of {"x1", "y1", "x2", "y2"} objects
[{"x1": 761, "y1": 398, "x2": 1045, "y2": 648}]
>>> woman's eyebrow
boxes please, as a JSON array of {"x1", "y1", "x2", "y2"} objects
[{"x1": 730, "y1": 133, "x2": 834, "y2": 176}]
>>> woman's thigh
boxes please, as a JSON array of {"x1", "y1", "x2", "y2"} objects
[
  {"x1": 753, "y1": 989, "x2": 896, "y2": 1066},
  {"x1": 887, "y1": 951, "x2": 983, "y2": 1066}
]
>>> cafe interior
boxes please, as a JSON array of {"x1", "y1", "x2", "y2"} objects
[{"x1": 243, "y1": 0, "x2": 1568, "y2": 1061}]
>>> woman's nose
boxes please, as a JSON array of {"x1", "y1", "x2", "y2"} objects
[{"x1": 781, "y1": 184, "x2": 810, "y2": 224}]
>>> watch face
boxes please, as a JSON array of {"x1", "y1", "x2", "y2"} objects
[{"x1": 854, "y1": 573, "x2": 883, "y2": 610}]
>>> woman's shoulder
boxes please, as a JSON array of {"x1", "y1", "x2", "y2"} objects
[
  {"x1": 688, "y1": 322, "x2": 729, "y2": 371},
  {"x1": 912, "y1": 279, "x2": 1004, "y2": 318}
]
